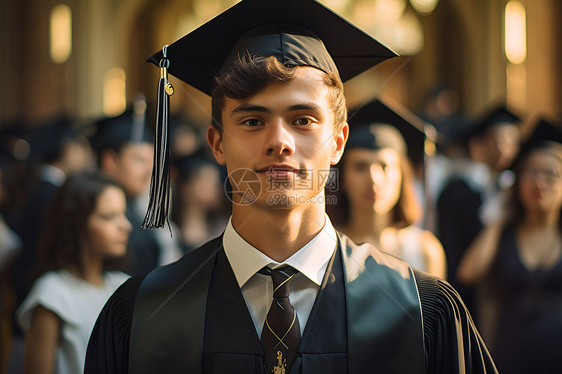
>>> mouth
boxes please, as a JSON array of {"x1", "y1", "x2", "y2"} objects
[
  {"x1": 256, "y1": 165, "x2": 302, "y2": 178},
  {"x1": 366, "y1": 191, "x2": 377, "y2": 201}
]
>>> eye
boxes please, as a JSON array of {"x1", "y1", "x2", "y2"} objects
[
  {"x1": 96, "y1": 213, "x2": 117, "y2": 221},
  {"x1": 351, "y1": 162, "x2": 370, "y2": 173},
  {"x1": 243, "y1": 119, "x2": 263, "y2": 127},
  {"x1": 293, "y1": 118, "x2": 312, "y2": 126}
]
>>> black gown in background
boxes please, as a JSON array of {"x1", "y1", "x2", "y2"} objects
[
  {"x1": 437, "y1": 178, "x2": 484, "y2": 316},
  {"x1": 85, "y1": 247, "x2": 496, "y2": 373},
  {"x1": 490, "y1": 228, "x2": 562, "y2": 373}
]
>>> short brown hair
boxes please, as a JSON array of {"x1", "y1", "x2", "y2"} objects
[{"x1": 211, "y1": 53, "x2": 347, "y2": 132}]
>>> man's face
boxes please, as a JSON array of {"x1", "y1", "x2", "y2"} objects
[
  {"x1": 484, "y1": 124, "x2": 520, "y2": 172},
  {"x1": 106, "y1": 143, "x2": 154, "y2": 198},
  {"x1": 208, "y1": 67, "x2": 347, "y2": 209}
]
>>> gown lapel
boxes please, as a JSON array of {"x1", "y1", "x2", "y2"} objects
[
  {"x1": 292, "y1": 245, "x2": 348, "y2": 374},
  {"x1": 203, "y1": 249, "x2": 265, "y2": 373}
]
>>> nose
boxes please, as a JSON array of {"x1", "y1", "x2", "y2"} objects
[
  {"x1": 369, "y1": 164, "x2": 385, "y2": 185},
  {"x1": 263, "y1": 121, "x2": 295, "y2": 156},
  {"x1": 122, "y1": 215, "x2": 133, "y2": 233}
]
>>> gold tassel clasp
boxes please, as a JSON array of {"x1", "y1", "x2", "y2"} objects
[{"x1": 160, "y1": 45, "x2": 174, "y2": 96}]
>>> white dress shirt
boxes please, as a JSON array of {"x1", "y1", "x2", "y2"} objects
[{"x1": 223, "y1": 214, "x2": 338, "y2": 337}]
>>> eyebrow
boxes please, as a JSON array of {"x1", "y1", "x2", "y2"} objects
[
  {"x1": 231, "y1": 104, "x2": 270, "y2": 114},
  {"x1": 289, "y1": 103, "x2": 321, "y2": 112},
  {"x1": 230, "y1": 103, "x2": 322, "y2": 115}
]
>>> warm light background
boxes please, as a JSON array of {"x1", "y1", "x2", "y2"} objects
[{"x1": 0, "y1": 0, "x2": 560, "y2": 132}]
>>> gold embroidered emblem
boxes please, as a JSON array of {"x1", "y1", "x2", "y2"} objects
[{"x1": 272, "y1": 351, "x2": 286, "y2": 374}]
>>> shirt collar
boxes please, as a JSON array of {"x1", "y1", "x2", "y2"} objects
[{"x1": 223, "y1": 214, "x2": 338, "y2": 288}]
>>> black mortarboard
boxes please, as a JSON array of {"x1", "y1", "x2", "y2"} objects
[
  {"x1": 29, "y1": 116, "x2": 80, "y2": 163},
  {"x1": 90, "y1": 97, "x2": 154, "y2": 155},
  {"x1": 347, "y1": 98, "x2": 428, "y2": 165},
  {"x1": 148, "y1": 0, "x2": 396, "y2": 95},
  {"x1": 142, "y1": 0, "x2": 397, "y2": 229},
  {"x1": 512, "y1": 117, "x2": 562, "y2": 169},
  {"x1": 172, "y1": 149, "x2": 216, "y2": 183},
  {"x1": 466, "y1": 105, "x2": 521, "y2": 139}
]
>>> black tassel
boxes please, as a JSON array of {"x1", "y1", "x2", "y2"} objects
[{"x1": 142, "y1": 45, "x2": 174, "y2": 231}]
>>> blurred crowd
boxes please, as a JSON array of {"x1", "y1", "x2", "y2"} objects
[{"x1": 0, "y1": 86, "x2": 560, "y2": 373}]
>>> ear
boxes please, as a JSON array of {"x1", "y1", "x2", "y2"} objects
[
  {"x1": 207, "y1": 126, "x2": 226, "y2": 165},
  {"x1": 330, "y1": 122, "x2": 349, "y2": 165}
]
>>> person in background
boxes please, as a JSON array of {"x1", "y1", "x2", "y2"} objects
[
  {"x1": 90, "y1": 98, "x2": 161, "y2": 276},
  {"x1": 457, "y1": 118, "x2": 562, "y2": 373},
  {"x1": 16, "y1": 172, "x2": 130, "y2": 374},
  {"x1": 171, "y1": 149, "x2": 228, "y2": 253},
  {"x1": 328, "y1": 99, "x2": 446, "y2": 278},
  {"x1": 437, "y1": 105, "x2": 521, "y2": 315},
  {"x1": 0, "y1": 165, "x2": 22, "y2": 373},
  {"x1": 13, "y1": 117, "x2": 94, "y2": 308}
]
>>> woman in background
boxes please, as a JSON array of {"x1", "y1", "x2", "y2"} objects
[
  {"x1": 328, "y1": 99, "x2": 446, "y2": 278},
  {"x1": 17, "y1": 172, "x2": 131, "y2": 374},
  {"x1": 172, "y1": 150, "x2": 228, "y2": 253},
  {"x1": 458, "y1": 120, "x2": 562, "y2": 373}
]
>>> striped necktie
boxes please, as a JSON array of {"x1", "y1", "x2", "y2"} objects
[{"x1": 260, "y1": 266, "x2": 301, "y2": 374}]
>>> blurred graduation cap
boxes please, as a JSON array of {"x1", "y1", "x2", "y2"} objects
[
  {"x1": 29, "y1": 116, "x2": 81, "y2": 164},
  {"x1": 90, "y1": 95, "x2": 154, "y2": 156},
  {"x1": 142, "y1": 0, "x2": 397, "y2": 229},
  {"x1": 0, "y1": 120, "x2": 31, "y2": 164},
  {"x1": 347, "y1": 98, "x2": 433, "y2": 166},
  {"x1": 465, "y1": 105, "x2": 521, "y2": 139},
  {"x1": 172, "y1": 148, "x2": 217, "y2": 183},
  {"x1": 512, "y1": 117, "x2": 562, "y2": 170}
]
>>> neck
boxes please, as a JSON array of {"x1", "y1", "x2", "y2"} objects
[
  {"x1": 183, "y1": 203, "x2": 208, "y2": 226},
  {"x1": 343, "y1": 206, "x2": 392, "y2": 244},
  {"x1": 522, "y1": 210, "x2": 560, "y2": 230},
  {"x1": 79, "y1": 251, "x2": 105, "y2": 286},
  {"x1": 231, "y1": 202, "x2": 326, "y2": 263}
]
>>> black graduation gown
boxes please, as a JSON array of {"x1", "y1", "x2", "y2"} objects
[
  {"x1": 124, "y1": 200, "x2": 160, "y2": 277},
  {"x1": 86, "y1": 233, "x2": 497, "y2": 373},
  {"x1": 436, "y1": 178, "x2": 483, "y2": 315}
]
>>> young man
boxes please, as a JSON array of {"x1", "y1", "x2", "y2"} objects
[{"x1": 86, "y1": 0, "x2": 497, "y2": 373}]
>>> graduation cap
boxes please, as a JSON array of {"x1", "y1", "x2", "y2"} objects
[
  {"x1": 29, "y1": 116, "x2": 81, "y2": 164},
  {"x1": 148, "y1": 0, "x2": 396, "y2": 95},
  {"x1": 512, "y1": 117, "x2": 562, "y2": 170},
  {"x1": 172, "y1": 149, "x2": 217, "y2": 183},
  {"x1": 142, "y1": 0, "x2": 397, "y2": 229},
  {"x1": 90, "y1": 96, "x2": 154, "y2": 156},
  {"x1": 346, "y1": 98, "x2": 430, "y2": 166},
  {"x1": 465, "y1": 105, "x2": 521, "y2": 139}
]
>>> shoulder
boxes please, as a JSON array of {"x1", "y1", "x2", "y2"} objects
[
  {"x1": 413, "y1": 270, "x2": 497, "y2": 371},
  {"x1": 17, "y1": 271, "x2": 76, "y2": 329},
  {"x1": 24, "y1": 270, "x2": 76, "y2": 300},
  {"x1": 103, "y1": 271, "x2": 131, "y2": 289},
  {"x1": 85, "y1": 276, "x2": 145, "y2": 374},
  {"x1": 417, "y1": 229, "x2": 445, "y2": 256},
  {"x1": 338, "y1": 232, "x2": 413, "y2": 279},
  {"x1": 413, "y1": 270, "x2": 460, "y2": 318}
]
